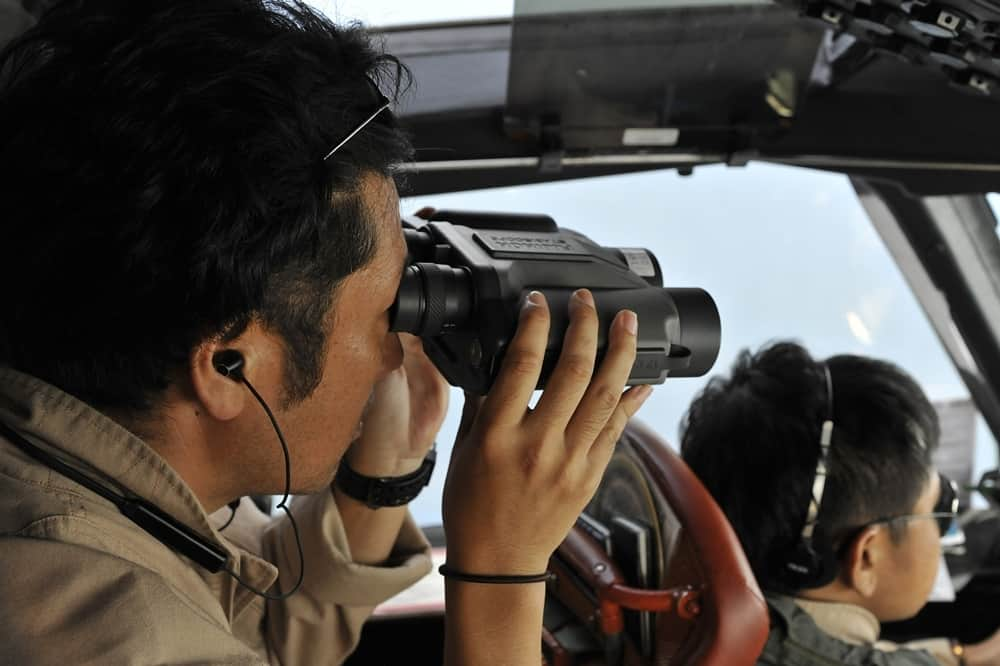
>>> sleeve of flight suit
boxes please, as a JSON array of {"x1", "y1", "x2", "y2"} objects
[
  {"x1": 876, "y1": 638, "x2": 960, "y2": 666},
  {"x1": 257, "y1": 491, "x2": 433, "y2": 665}
]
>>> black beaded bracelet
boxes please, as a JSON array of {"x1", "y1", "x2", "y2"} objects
[{"x1": 438, "y1": 563, "x2": 554, "y2": 584}]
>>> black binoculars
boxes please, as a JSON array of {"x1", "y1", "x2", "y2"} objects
[{"x1": 390, "y1": 210, "x2": 721, "y2": 395}]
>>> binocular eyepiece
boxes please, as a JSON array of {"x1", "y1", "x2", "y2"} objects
[
  {"x1": 391, "y1": 263, "x2": 474, "y2": 337},
  {"x1": 390, "y1": 210, "x2": 720, "y2": 395}
]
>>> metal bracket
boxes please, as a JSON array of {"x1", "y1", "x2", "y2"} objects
[{"x1": 539, "y1": 114, "x2": 565, "y2": 174}]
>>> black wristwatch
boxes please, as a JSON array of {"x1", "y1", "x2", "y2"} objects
[{"x1": 335, "y1": 448, "x2": 436, "y2": 509}]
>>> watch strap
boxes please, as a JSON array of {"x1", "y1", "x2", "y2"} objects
[{"x1": 335, "y1": 449, "x2": 436, "y2": 509}]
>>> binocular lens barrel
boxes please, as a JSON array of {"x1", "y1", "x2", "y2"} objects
[
  {"x1": 390, "y1": 263, "x2": 474, "y2": 336},
  {"x1": 662, "y1": 288, "x2": 721, "y2": 377}
]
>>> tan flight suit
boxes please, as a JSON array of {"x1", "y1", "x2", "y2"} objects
[{"x1": 0, "y1": 367, "x2": 433, "y2": 664}]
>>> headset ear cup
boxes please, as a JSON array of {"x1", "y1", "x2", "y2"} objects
[
  {"x1": 778, "y1": 534, "x2": 838, "y2": 591},
  {"x1": 779, "y1": 541, "x2": 821, "y2": 590}
]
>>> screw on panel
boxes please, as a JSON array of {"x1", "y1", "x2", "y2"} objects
[
  {"x1": 969, "y1": 73, "x2": 993, "y2": 95},
  {"x1": 939, "y1": 11, "x2": 960, "y2": 30},
  {"x1": 821, "y1": 6, "x2": 845, "y2": 25},
  {"x1": 683, "y1": 597, "x2": 702, "y2": 617}
]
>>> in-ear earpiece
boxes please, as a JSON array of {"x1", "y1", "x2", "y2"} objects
[{"x1": 213, "y1": 350, "x2": 245, "y2": 380}]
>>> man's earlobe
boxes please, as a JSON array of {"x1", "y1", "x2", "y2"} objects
[
  {"x1": 843, "y1": 525, "x2": 881, "y2": 598},
  {"x1": 190, "y1": 343, "x2": 247, "y2": 421}
]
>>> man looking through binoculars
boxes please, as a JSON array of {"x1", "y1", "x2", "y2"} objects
[{"x1": 0, "y1": 2, "x2": 652, "y2": 664}]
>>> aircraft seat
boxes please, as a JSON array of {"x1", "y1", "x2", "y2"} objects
[{"x1": 543, "y1": 418, "x2": 770, "y2": 665}]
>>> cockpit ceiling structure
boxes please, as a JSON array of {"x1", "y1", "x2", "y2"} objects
[{"x1": 385, "y1": 0, "x2": 1000, "y2": 195}]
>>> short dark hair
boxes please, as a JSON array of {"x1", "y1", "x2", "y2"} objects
[
  {"x1": 0, "y1": 0, "x2": 413, "y2": 411},
  {"x1": 680, "y1": 341, "x2": 939, "y2": 592}
]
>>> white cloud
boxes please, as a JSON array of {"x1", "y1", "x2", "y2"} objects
[{"x1": 846, "y1": 311, "x2": 873, "y2": 346}]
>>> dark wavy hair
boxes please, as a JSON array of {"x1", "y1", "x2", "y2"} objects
[
  {"x1": 0, "y1": 0, "x2": 413, "y2": 411},
  {"x1": 680, "y1": 341, "x2": 939, "y2": 592}
]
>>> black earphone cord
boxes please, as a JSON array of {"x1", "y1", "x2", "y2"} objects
[
  {"x1": 0, "y1": 377, "x2": 305, "y2": 602},
  {"x1": 227, "y1": 376, "x2": 305, "y2": 601}
]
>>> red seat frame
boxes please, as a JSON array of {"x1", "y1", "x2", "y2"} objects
[{"x1": 546, "y1": 419, "x2": 770, "y2": 665}]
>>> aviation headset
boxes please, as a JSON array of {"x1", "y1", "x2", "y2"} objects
[
  {"x1": 0, "y1": 350, "x2": 304, "y2": 600},
  {"x1": 777, "y1": 362, "x2": 839, "y2": 591}
]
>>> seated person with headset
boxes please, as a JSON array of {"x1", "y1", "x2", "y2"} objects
[
  {"x1": 681, "y1": 342, "x2": 1000, "y2": 665},
  {"x1": 0, "y1": 1, "x2": 652, "y2": 663}
]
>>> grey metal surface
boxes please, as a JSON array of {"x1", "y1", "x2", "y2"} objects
[
  {"x1": 934, "y1": 398, "x2": 978, "y2": 507},
  {"x1": 854, "y1": 179, "x2": 1000, "y2": 443},
  {"x1": 375, "y1": 9, "x2": 1000, "y2": 194},
  {"x1": 381, "y1": 21, "x2": 510, "y2": 117},
  {"x1": 398, "y1": 152, "x2": 725, "y2": 171}
]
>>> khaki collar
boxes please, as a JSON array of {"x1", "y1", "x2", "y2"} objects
[
  {"x1": 0, "y1": 366, "x2": 278, "y2": 604},
  {"x1": 792, "y1": 595, "x2": 881, "y2": 646}
]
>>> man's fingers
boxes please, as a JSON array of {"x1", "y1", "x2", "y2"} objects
[
  {"x1": 400, "y1": 333, "x2": 434, "y2": 372},
  {"x1": 479, "y1": 291, "x2": 551, "y2": 426},
  {"x1": 565, "y1": 309, "x2": 639, "y2": 449},
  {"x1": 531, "y1": 290, "x2": 599, "y2": 429},
  {"x1": 401, "y1": 333, "x2": 446, "y2": 392},
  {"x1": 586, "y1": 385, "x2": 653, "y2": 469},
  {"x1": 399, "y1": 332, "x2": 425, "y2": 356},
  {"x1": 455, "y1": 391, "x2": 485, "y2": 444}
]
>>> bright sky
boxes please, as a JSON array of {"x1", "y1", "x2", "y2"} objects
[
  {"x1": 400, "y1": 164, "x2": 999, "y2": 524},
  {"x1": 307, "y1": 0, "x2": 513, "y2": 27},
  {"x1": 306, "y1": 0, "x2": 769, "y2": 25}
]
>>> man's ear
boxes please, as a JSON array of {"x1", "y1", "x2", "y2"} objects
[
  {"x1": 190, "y1": 341, "x2": 248, "y2": 421},
  {"x1": 841, "y1": 525, "x2": 883, "y2": 598}
]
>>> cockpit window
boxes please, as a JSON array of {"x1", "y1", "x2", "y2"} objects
[{"x1": 402, "y1": 163, "x2": 999, "y2": 527}]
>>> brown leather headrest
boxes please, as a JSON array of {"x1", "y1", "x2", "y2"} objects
[{"x1": 584, "y1": 419, "x2": 770, "y2": 665}]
